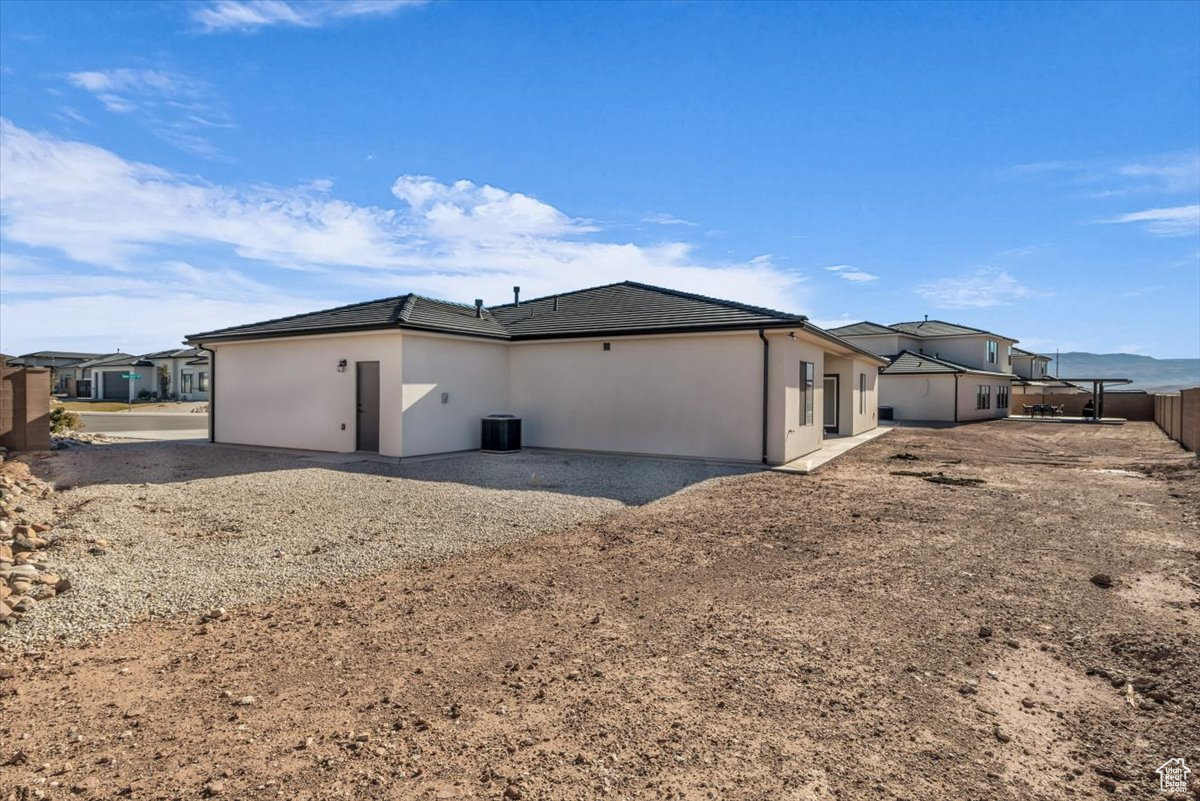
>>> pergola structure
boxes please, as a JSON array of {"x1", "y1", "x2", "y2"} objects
[{"x1": 1056, "y1": 378, "x2": 1132, "y2": 420}]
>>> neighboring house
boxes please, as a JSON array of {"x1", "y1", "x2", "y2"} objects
[
  {"x1": 10, "y1": 351, "x2": 106, "y2": 394},
  {"x1": 828, "y1": 319, "x2": 1017, "y2": 422},
  {"x1": 83, "y1": 354, "x2": 157, "y2": 401},
  {"x1": 142, "y1": 348, "x2": 211, "y2": 401},
  {"x1": 185, "y1": 281, "x2": 887, "y2": 465},
  {"x1": 1009, "y1": 347, "x2": 1087, "y2": 396}
]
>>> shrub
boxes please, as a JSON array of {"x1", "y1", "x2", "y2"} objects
[{"x1": 50, "y1": 407, "x2": 82, "y2": 434}]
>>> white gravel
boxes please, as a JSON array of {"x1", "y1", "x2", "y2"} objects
[{"x1": 3, "y1": 441, "x2": 754, "y2": 649}]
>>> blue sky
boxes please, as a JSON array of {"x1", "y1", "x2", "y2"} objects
[{"x1": 1, "y1": 0, "x2": 1197, "y2": 357}]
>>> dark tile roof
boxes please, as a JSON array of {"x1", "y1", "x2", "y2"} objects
[
  {"x1": 75, "y1": 353, "x2": 133, "y2": 368},
  {"x1": 144, "y1": 347, "x2": 209, "y2": 359},
  {"x1": 187, "y1": 294, "x2": 509, "y2": 342},
  {"x1": 16, "y1": 350, "x2": 107, "y2": 362},
  {"x1": 488, "y1": 281, "x2": 806, "y2": 339},
  {"x1": 881, "y1": 350, "x2": 1014, "y2": 377},
  {"x1": 1011, "y1": 346, "x2": 1050, "y2": 359},
  {"x1": 186, "y1": 281, "x2": 809, "y2": 344},
  {"x1": 826, "y1": 321, "x2": 898, "y2": 337},
  {"x1": 889, "y1": 319, "x2": 1015, "y2": 341}
]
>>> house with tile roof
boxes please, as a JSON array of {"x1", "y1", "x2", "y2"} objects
[
  {"x1": 828, "y1": 318, "x2": 1018, "y2": 422},
  {"x1": 185, "y1": 281, "x2": 888, "y2": 464}
]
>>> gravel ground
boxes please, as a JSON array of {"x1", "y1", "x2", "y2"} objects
[
  {"x1": 0, "y1": 421, "x2": 1194, "y2": 801},
  {"x1": 2, "y1": 442, "x2": 753, "y2": 649}
]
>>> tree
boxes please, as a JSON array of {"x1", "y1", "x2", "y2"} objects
[{"x1": 157, "y1": 363, "x2": 171, "y2": 399}]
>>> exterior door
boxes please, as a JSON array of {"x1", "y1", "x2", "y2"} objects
[
  {"x1": 823, "y1": 375, "x2": 839, "y2": 434},
  {"x1": 356, "y1": 361, "x2": 380, "y2": 452}
]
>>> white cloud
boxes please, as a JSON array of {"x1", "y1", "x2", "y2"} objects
[
  {"x1": 1104, "y1": 205, "x2": 1200, "y2": 237},
  {"x1": 67, "y1": 69, "x2": 233, "y2": 157},
  {"x1": 642, "y1": 212, "x2": 696, "y2": 227},
  {"x1": 825, "y1": 264, "x2": 879, "y2": 283},
  {"x1": 192, "y1": 0, "x2": 425, "y2": 32},
  {"x1": 1010, "y1": 150, "x2": 1200, "y2": 196},
  {"x1": 916, "y1": 268, "x2": 1033, "y2": 309},
  {"x1": 0, "y1": 120, "x2": 805, "y2": 352}
]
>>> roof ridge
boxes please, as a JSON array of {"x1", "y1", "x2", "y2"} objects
[
  {"x1": 890, "y1": 318, "x2": 987, "y2": 333},
  {"x1": 487, "y1": 280, "x2": 633, "y2": 310},
  {"x1": 619, "y1": 281, "x2": 805, "y2": 321}
]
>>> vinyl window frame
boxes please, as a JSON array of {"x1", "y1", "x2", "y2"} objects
[{"x1": 799, "y1": 361, "x2": 814, "y2": 426}]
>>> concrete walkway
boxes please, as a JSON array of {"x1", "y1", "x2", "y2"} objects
[{"x1": 773, "y1": 426, "x2": 893, "y2": 474}]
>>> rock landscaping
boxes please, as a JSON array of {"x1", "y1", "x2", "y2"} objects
[{"x1": 0, "y1": 457, "x2": 72, "y2": 633}]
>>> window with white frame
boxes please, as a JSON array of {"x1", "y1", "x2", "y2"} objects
[
  {"x1": 987, "y1": 340, "x2": 998, "y2": 364},
  {"x1": 997, "y1": 384, "x2": 1009, "y2": 409},
  {"x1": 976, "y1": 384, "x2": 991, "y2": 410},
  {"x1": 181, "y1": 373, "x2": 194, "y2": 394},
  {"x1": 858, "y1": 373, "x2": 866, "y2": 413},
  {"x1": 199, "y1": 372, "x2": 209, "y2": 392},
  {"x1": 800, "y1": 361, "x2": 814, "y2": 425}
]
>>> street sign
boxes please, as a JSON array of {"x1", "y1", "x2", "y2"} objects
[{"x1": 121, "y1": 373, "x2": 142, "y2": 379}]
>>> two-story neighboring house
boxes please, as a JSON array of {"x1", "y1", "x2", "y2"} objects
[
  {"x1": 1009, "y1": 347, "x2": 1086, "y2": 396},
  {"x1": 827, "y1": 318, "x2": 1016, "y2": 422}
]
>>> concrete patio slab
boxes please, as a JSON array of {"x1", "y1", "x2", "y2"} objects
[{"x1": 772, "y1": 426, "x2": 893, "y2": 474}]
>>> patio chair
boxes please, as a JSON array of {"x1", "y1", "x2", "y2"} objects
[
  {"x1": 1052, "y1": 405, "x2": 1065, "y2": 416},
  {"x1": 1022, "y1": 404, "x2": 1033, "y2": 416}
]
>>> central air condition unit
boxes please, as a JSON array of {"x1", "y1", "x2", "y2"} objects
[{"x1": 481, "y1": 414, "x2": 522, "y2": 452}]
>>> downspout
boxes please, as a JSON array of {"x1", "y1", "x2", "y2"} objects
[
  {"x1": 758, "y1": 329, "x2": 769, "y2": 464},
  {"x1": 198, "y1": 344, "x2": 216, "y2": 443},
  {"x1": 953, "y1": 372, "x2": 959, "y2": 423}
]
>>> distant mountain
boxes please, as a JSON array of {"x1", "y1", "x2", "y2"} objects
[{"x1": 1046, "y1": 352, "x2": 1200, "y2": 392}]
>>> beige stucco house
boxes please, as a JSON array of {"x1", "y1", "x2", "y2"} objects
[
  {"x1": 186, "y1": 282, "x2": 886, "y2": 465},
  {"x1": 828, "y1": 319, "x2": 1016, "y2": 422}
]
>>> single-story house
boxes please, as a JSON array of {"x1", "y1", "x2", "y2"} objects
[
  {"x1": 828, "y1": 319, "x2": 1018, "y2": 422},
  {"x1": 10, "y1": 351, "x2": 106, "y2": 394},
  {"x1": 185, "y1": 281, "x2": 887, "y2": 465},
  {"x1": 142, "y1": 348, "x2": 211, "y2": 401}
]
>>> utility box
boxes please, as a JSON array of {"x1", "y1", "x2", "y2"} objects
[{"x1": 481, "y1": 414, "x2": 522, "y2": 453}]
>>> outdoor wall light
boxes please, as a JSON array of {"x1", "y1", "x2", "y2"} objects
[
  {"x1": 788, "y1": 331, "x2": 796, "y2": 340},
  {"x1": 337, "y1": 359, "x2": 347, "y2": 372}
]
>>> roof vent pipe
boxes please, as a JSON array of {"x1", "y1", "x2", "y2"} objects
[
  {"x1": 513, "y1": 286, "x2": 521, "y2": 306},
  {"x1": 924, "y1": 314, "x2": 928, "y2": 321},
  {"x1": 553, "y1": 296, "x2": 559, "y2": 311},
  {"x1": 474, "y1": 299, "x2": 483, "y2": 318}
]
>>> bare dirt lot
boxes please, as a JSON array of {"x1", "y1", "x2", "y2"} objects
[{"x1": 2, "y1": 421, "x2": 1197, "y2": 801}]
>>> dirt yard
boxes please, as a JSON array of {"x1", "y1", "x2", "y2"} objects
[{"x1": 1, "y1": 421, "x2": 1197, "y2": 800}]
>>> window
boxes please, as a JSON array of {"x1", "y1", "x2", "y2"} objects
[
  {"x1": 199, "y1": 372, "x2": 209, "y2": 392},
  {"x1": 799, "y1": 361, "x2": 814, "y2": 425},
  {"x1": 987, "y1": 340, "x2": 998, "y2": 364},
  {"x1": 181, "y1": 373, "x2": 194, "y2": 394},
  {"x1": 976, "y1": 384, "x2": 991, "y2": 410},
  {"x1": 997, "y1": 384, "x2": 1009, "y2": 409},
  {"x1": 1006, "y1": 345, "x2": 1012, "y2": 368},
  {"x1": 858, "y1": 373, "x2": 866, "y2": 414}
]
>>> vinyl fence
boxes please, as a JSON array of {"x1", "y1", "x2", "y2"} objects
[{"x1": 1154, "y1": 387, "x2": 1199, "y2": 453}]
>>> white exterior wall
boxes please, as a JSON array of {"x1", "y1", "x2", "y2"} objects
[
  {"x1": 767, "y1": 332, "x2": 827, "y2": 464},
  {"x1": 881, "y1": 372, "x2": 1012, "y2": 422},
  {"x1": 956, "y1": 374, "x2": 1013, "y2": 421},
  {"x1": 839, "y1": 333, "x2": 902, "y2": 357},
  {"x1": 509, "y1": 331, "x2": 763, "y2": 462},
  {"x1": 400, "y1": 333, "x2": 509, "y2": 456},
  {"x1": 849, "y1": 358, "x2": 879, "y2": 434},
  {"x1": 880, "y1": 374, "x2": 960, "y2": 422},
  {"x1": 212, "y1": 331, "x2": 404, "y2": 456},
  {"x1": 918, "y1": 335, "x2": 1016, "y2": 374}
]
